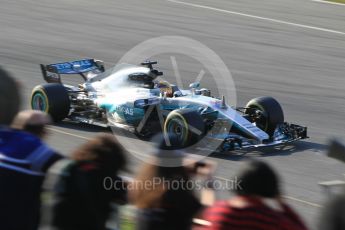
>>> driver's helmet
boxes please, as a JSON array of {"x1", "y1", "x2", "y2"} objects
[{"x1": 156, "y1": 80, "x2": 173, "y2": 97}]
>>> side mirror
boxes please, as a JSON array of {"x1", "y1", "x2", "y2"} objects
[
  {"x1": 160, "y1": 92, "x2": 168, "y2": 100},
  {"x1": 94, "y1": 59, "x2": 105, "y2": 72},
  {"x1": 189, "y1": 82, "x2": 200, "y2": 89}
]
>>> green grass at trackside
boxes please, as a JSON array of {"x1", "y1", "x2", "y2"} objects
[
  {"x1": 326, "y1": 0, "x2": 345, "y2": 4},
  {"x1": 119, "y1": 205, "x2": 136, "y2": 230},
  {"x1": 120, "y1": 218, "x2": 135, "y2": 230}
]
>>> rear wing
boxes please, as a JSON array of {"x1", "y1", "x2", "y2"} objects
[{"x1": 40, "y1": 59, "x2": 105, "y2": 83}]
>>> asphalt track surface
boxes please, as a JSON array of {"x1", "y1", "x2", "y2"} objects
[{"x1": 1, "y1": 0, "x2": 345, "y2": 228}]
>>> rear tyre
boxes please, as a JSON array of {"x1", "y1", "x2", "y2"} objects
[
  {"x1": 245, "y1": 96, "x2": 284, "y2": 137},
  {"x1": 163, "y1": 108, "x2": 205, "y2": 148},
  {"x1": 31, "y1": 83, "x2": 70, "y2": 122}
]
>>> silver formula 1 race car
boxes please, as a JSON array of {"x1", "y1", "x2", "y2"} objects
[{"x1": 31, "y1": 59, "x2": 307, "y2": 151}]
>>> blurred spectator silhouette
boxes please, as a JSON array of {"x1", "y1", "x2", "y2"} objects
[
  {"x1": 319, "y1": 194, "x2": 345, "y2": 230},
  {"x1": 0, "y1": 67, "x2": 20, "y2": 125},
  {"x1": 200, "y1": 160, "x2": 309, "y2": 230},
  {"x1": 0, "y1": 67, "x2": 62, "y2": 230},
  {"x1": 318, "y1": 139, "x2": 345, "y2": 230},
  {"x1": 11, "y1": 110, "x2": 52, "y2": 139},
  {"x1": 130, "y1": 149, "x2": 203, "y2": 230},
  {"x1": 52, "y1": 133, "x2": 127, "y2": 230}
]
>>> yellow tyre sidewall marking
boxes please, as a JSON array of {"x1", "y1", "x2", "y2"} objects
[
  {"x1": 164, "y1": 111, "x2": 189, "y2": 145},
  {"x1": 30, "y1": 87, "x2": 50, "y2": 113}
]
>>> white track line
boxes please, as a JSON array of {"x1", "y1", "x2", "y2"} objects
[
  {"x1": 312, "y1": 0, "x2": 345, "y2": 6},
  {"x1": 282, "y1": 195, "x2": 322, "y2": 208},
  {"x1": 213, "y1": 175, "x2": 322, "y2": 208},
  {"x1": 167, "y1": 0, "x2": 345, "y2": 36},
  {"x1": 47, "y1": 127, "x2": 89, "y2": 140},
  {"x1": 48, "y1": 126, "x2": 322, "y2": 208}
]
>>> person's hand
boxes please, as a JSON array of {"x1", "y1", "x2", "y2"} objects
[{"x1": 183, "y1": 158, "x2": 217, "y2": 177}]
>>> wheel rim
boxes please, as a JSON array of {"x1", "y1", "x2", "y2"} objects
[
  {"x1": 32, "y1": 92, "x2": 48, "y2": 112},
  {"x1": 166, "y1": 117, "x2": 188, "y2": 145},
  {"x1": 252, "y1": 107, "x2": 268, "y2": 132}
]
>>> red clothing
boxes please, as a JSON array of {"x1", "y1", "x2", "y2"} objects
[{"x1": 200, "y1": 197, "x2": 308, "y2": 230}]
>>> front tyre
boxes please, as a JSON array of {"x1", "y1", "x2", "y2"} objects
[
  {"x1": 245, "y1": 96, "x2": 284, "y2": 137},
  {"x1": 163, "y1": 108, "x2": 205, "y2": 148},
  {"x1": 31, "y1": 83, "x2": 70, "y2": 122}
]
